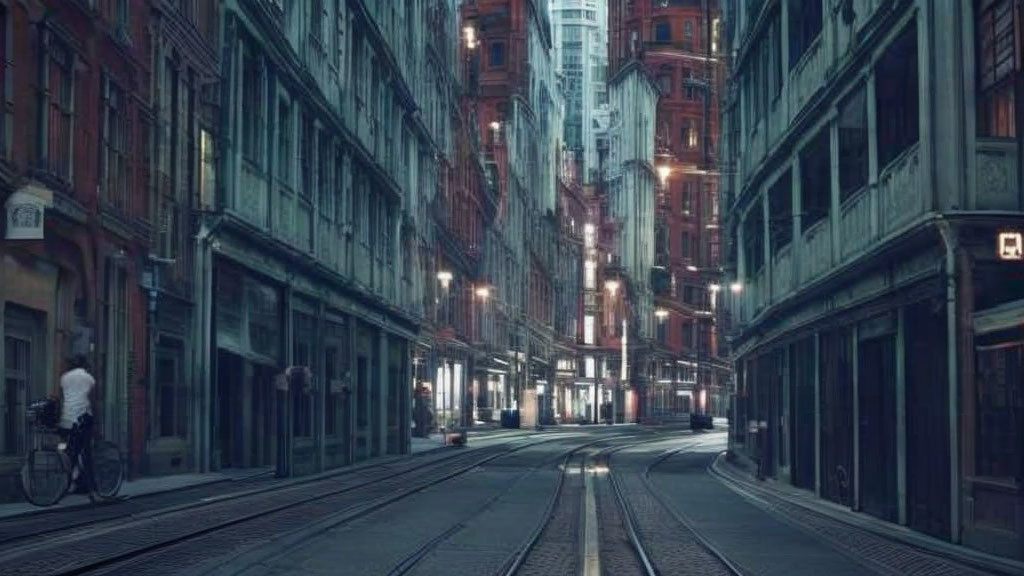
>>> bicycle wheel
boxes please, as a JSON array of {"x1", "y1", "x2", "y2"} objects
[
  {"x1": 89, "y1": 440, "x2": 124, "y2": 501},
  {"x1": 19, "y1": 449, "x2": 70, "y2": 507}
]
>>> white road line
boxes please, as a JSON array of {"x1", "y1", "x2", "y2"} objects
[{"x1": 583, "y1": 463, "x2": 601, "y2": 576}]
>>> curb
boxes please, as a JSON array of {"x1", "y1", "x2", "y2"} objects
[{"x1": 709, "y1": 453, "x2": 1024, "y2": 576}]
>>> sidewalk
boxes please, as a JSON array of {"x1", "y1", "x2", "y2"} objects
[
  {"x1": 711, "y1": 453, "x2": 1024, "y2": 576},
  {"x1": 0, "y1": 467, "x2": 271, "y2": 520}
]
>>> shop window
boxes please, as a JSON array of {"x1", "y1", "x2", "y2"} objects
[
  {"x1": 838, "y1": 85, "x2": 868, "y2": 202},
  {"x1": 976, "y1": 0, "x2": 1018, "y2": 137},
  {"x1": 768, "y1": 170, "x2": 792, "y2": 254},
  {"x1": 799, "y1": 129, "x2": 830, "y2": 232},
  {"x1": 876, "y1": 23, "x2": 919, "y2": 168},
  {"x1": 974, "y1": 334, "x2": 1023, "y2": 481},
  {"x1": 156, "y1": 340, "x2": 187, "y2": 438}
]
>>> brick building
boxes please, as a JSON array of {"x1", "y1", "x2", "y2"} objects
[
  {"x1": 0, "y1": 0, "x2": 156, "y2": 499},
  {"x1": 608, "y1": 0, "x2": 730, "y2": 420}
]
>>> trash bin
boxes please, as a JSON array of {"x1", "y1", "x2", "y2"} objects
[{"x1": 500, "y1": 409, "x2": 520, "y2": 429}]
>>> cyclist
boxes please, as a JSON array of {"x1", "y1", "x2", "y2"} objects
[{"x1": 58, "y1": 355, "x2": 96, "y2": 494}]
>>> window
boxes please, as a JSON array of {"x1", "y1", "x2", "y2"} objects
[
  {"x1": 800, "y1": 129, "x2": 831, "y2": 232},
  {"x1": 300, "y1": 114, "x2": 314, "y2": 199},
  {"x1": 681, "y1": 231, "x2": 693, "y2": 259},
  {"x1": 584, "y1": 356, "x2": 596, "y2": 378},
  {"x1": 684, "y1": 121, "x2": 699, "y2": 149},
  {"x1": 657, "y1": 70, "x2": 673, "y2": 94},
  {"x1": 45, "y1": 37, "x2": 74, "y2": 181},
  {"x1": 976, "y1": 0, "x2": 1018, "y2": 137},
  {"x1": 788, "y1": 0, "x2": 823, "y2": 69},
  {"x1": 742, "y1": 208, "x2": 764, "y2": 275},
  {"x1": 101, "y1": 77, "x2": 132, "y2": 213},
  {"x1": 489, "y1": 42, "x2": 505, "y2": 67},
  {"x1": 584, "y1": 315, "x2": 595, "y2": 344},
  {"x1": 684, "y1": 20, "x2": 694, "y2": 43},
  {"x1": 654, "y1": 21, "x2": 671, "y2": 43},
  {"x1": 318, "y1": 136, "x2": 331, "y2": 217},
  {"x1": 768, "y1": 170, "x2": 793, "y2": 254},
  {"x1": 682, "y1": 181, "x2": 695, "y2": 215},
  {"x1": 0, "y1": 7, "x2": 10, "y2": 158},
  {"x1": 974, "y1": 335, "x2": 1022, "y2": 480},
  {"x1": 838, "y1": 86, "x2": 868, "y2": 201},
  {"x1": 278, "y1": 101, "x2": 292, "y2": 183},
  {"x1": 311, "y1": 0, "x2": 324, "y2": 44},
  {"x1": 199, "y1": 129, "x2": 216, "y2": 209},
  {"x1": 876, "y1": 24, "x2": 919, "y2": 167},
  {"x1": 241, "y1": 43, "x2": 264, "y2": 164},
  {"x1": 584, "y1": 260, "x2": 596, "y2": 289}
]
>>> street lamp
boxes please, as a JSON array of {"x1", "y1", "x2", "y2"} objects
[
  {"x1": 464, "y1": 26, "x2": 478, "y2": 50},
  {"x1": 655, "y1": 308, "x2": 669, "y2": 320},
  {"x1": 657, "y1": 165, "x2": 672, "y2": 186},
  {"x1": 437, "y1": 270, "x2": 453, "y2": 289},
  {"x1": 729, "y1": 281, "x2": 742, "y2": 294},
  {"x1": 604, "y1": 279, "x2": 619, "y2": 296},
  {"x1": 475, "y1": 285, "x2": 490, "y2": 300}
]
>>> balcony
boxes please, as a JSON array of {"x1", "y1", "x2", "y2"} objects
[
  {"x1": 840, "y1": 187, "x2": 872, "y2": 260},
  {"x1": 800, "y1": 217, "x2": 832, "y2": 284},
  {"x1": 975, "y1": 139, "x2": 1019, "y2": 211},
  {"x1": 771, "y1": 244, "x2": 793, "y2": 301},
  {"x1": 789, "y1": 35, "x2": 827, "y2": 120},
  {"x1": 878, "y1": 142, "x2": 922, "y2": 237},
  {"x1": 239, "y1": 159, "x2": 269, "y2": 230}
]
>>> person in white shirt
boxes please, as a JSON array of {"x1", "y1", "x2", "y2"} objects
[{"x1": 59, "y1": 355, "x2": 96, "y2": 494}]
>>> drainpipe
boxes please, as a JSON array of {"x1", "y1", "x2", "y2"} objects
[
  {"x1": 194, "y1": 215, "x2": 224, "y2": 473},
  {"x1": 936, "y1": 219, "x2": 960, "y2": 544}
]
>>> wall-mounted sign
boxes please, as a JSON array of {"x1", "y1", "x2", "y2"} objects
[
  {"x1": 5, "y1": 186, "x2": 51, "y2": 240},
  {"x1": 998, "y1": 231, "x2": 1023, "y2": 261}
]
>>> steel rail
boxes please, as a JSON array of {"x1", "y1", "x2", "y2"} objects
[
  {"x1": 638, "y1": 434, "x2": 745, "y2": 576},
  {"x1": 12, "y1": 435, "x2": 564, "y2": 576},
  {"x1": 0, "y1": 433, "x2": 543, "y2": 550},
  {"x1": 390, "y1": 435, "x2": 622, "y2": 576}
]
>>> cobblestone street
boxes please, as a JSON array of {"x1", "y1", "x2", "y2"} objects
[{"x1": 1, "y1": 426, "x2": 1017, "y2": 576}]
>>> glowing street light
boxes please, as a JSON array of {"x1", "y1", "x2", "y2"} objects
[
  {"x1": 657, "y1": 165, "x2": 671, "y2": 186},
  {"x1": 655, "y1": 308, "x2": 669, "y2": 320},
  {"x1": 708, "y1": 283, "x2": 721, "y2": 293},
  {"x1": 437, "y1": 270, "x2": 453, "y2": 289},
  {"x1": 464, "y1": 26, "x2": 478, "y2": 49},
  {"x1": 475, "y1": 286, "x2": 490, "y2": 300},
  {"x1": 604, "y1": 279, "x2": 620, "y2": 295},
  {"x1": 730, "y1": 281, "x2": 743, "y2": 294},
  {"x1": 686, "y1": 265, "x2": 698, "y2": 272}
]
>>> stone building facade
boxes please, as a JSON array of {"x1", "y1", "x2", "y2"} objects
[{"x1": 721, "y1": 0, "x2": 1023, "y2": 559}]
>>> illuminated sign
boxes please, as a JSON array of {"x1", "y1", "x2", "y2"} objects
[{"x1": 998, "y1": 232, "x2": 1023, "y2": 261}]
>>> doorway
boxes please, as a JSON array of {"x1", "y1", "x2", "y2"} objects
[
  {"x1": 858, "y1": 333, "x2": 898, "y2": 522},
  {"x1": 3, "y1": 305, "x2": 41, "y2": 456}
]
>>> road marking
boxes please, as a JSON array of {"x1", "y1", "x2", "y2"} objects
[{"x1": 583, "y1": 462, "x2": 601, "y2": 576}]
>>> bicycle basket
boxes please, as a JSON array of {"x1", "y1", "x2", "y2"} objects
[{"x1": 27, "y1": 398, "x2": 58, "y2": 428}]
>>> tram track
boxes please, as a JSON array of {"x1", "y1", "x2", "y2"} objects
[
  {"x1": 0, "y1": 433, "x2": 570, "y2": 575},
  {"x1": 607, "y1": 434, "x2": 742, "y2": 576}
]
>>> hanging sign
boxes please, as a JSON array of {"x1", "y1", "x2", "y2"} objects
[{"x1": 5, "y1": 187, "x2": 50, "y2": 240}]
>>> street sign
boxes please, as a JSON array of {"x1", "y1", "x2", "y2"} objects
[{"x1": 998, "y1": 231, "x2": 1023, "y2": 261}]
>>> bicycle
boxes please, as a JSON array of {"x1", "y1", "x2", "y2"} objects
[{"x1": 19, "y1": 398, "x2": 124, "y2": 507}]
